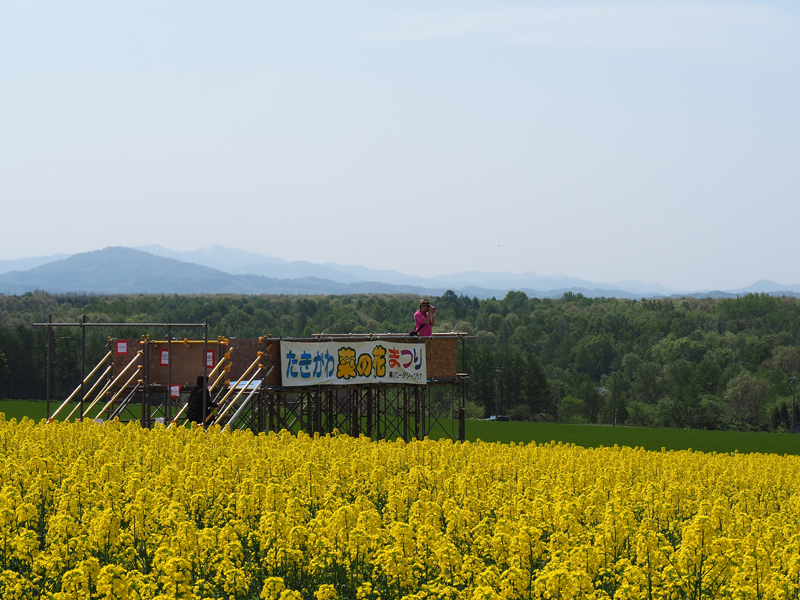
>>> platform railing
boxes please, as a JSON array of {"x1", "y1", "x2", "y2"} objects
[
  {"x1": 69, "y1": 352, "x2": 142, "y2": 421},
  {"x1": 205, "y1": 353, "x2": 263, "y2": 426},
  {"x1": 47, "y1": 351, "x2": 112, "y2": 423},
  {"x1": 92, "y1": 364, "x2": 143, "y2": 420}
]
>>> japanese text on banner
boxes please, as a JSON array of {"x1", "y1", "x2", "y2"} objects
[{"x1": 281, "y1": 340, "x2": 426, "y2": 386}]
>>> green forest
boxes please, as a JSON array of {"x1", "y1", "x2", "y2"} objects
[{"x1": 1, "y1": 290, "x2": 800, "y2": 432}]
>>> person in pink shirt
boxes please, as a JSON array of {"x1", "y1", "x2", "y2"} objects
[{"x1": 414, "y1": 299, "x2": 436, "y2": 336}]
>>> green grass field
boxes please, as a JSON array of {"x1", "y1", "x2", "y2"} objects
[
  {"x1": 0, "y1": 399, "x2": 49, "y2": 423},
  {"x1": 4, "y1": 399, "x2": 800, "y2": 455},
  {"x1": 464, "y1": 420, "x2": 800, "y2": 455}
]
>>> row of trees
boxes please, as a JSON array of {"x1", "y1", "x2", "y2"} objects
[{"x1": 1, "y1": 290, "x2": 800, "y2": 431}]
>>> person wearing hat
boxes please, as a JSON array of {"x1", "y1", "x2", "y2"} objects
[{"x1": 414, "y1": 299, "x2": 436, "y2": 337}]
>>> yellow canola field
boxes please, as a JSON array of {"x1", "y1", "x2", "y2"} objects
[{"x1": 1, "y1": 418, "x2": 800, "y2": 600}]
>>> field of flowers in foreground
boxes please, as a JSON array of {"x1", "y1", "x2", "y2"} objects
[{"x1": 1, "y1": 418, "x2": 800, "y2": 600}]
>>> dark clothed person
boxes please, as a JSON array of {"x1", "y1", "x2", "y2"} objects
[{"x1": 186, "y1": 376, "x2": 217, "y2": 424}]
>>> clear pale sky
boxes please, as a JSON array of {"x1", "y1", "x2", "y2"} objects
[{"x1": 1, "y1": 1, "x2": 798, "y2": 291}]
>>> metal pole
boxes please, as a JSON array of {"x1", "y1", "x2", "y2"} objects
[
  {"x1": 203, "y1": 320, "x2": 208, "y2": 429},
  {"x1": 459, "y1": 382, "x2": 465, "y2": 441},
  {"x1": 316, "y1": 385, "x2": 323, "y2": 434},
  {"x1": 366, "y1": 385, "x2": 373, "y2": 438},
  {"x1": 141, "y1": 337, "x2": 147, "y2": 427},
  {"x1": 269, "y1": 391, "x2": 275, "y2": 433},
  {"x1": 105, "y1": 337, "x2": 113, "y2": 417},
  {"x1": 414, "y1": 387, "x2": 420, "y2": 439},
  {"x1": 422, "y1": 386, "x2": 427, "y2": 437},
  {"x1": 403, "y1": 387, "x2": 409, "y2": 441},
  {"x1": 460, "y1": 336, "x2": 466, "y2": 442},
  {"x1": 80, "y1": 315, "x2": 86, "y2": 422},
  {"x1": 46, "y1": 315, "x2": 52, "y2": 421},
  {"x1": 167, "y1": 320, "x2": 171, "y2": 423}
]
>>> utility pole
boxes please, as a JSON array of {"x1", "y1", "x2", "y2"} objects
[
  {"x1": 791, "y1": 376, "x2": 798, "y2": 434},
  {"x1": 495, "y1": 367, "x2": 503, "y2": 417}
]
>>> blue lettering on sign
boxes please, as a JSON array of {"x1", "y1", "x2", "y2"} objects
[
  {"x1": 413, "y1": 348, "x2": 422, "y2": 371},
  {"x1": 285, "y1": 350, "x2": 298, "y2": 378},
  {"x1": 312, "y1": 352, "x2": 324, "y2": 378},
  {"x1": 310, "y1": 350, "x2": 336, "y2": 378},
  {"x1": 287, "y1": 347, "x2": 390, "y2": 381},
  {"x1": 299, "y1": 351, "x2": 312, "y2": 378},
  {"x1": 325, "y1": 351, "x2": 335, "y2": 377}
]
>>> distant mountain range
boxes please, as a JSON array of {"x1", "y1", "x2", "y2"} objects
[
  {"x1": 0, "y1": 248, "x2": 433, "y2": 296},
  {"x1": 0, "y1": 245, "x2": 799, "y2": 299},
  {"x1": 136, "y1": 245, "x2": 678, "y2": 295},
  {"x1": 0, "y1": 253, "x2": 69, "y2": 275}
]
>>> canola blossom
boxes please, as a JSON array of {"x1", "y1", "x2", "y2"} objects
[{"x1": 1, "y1": 418, "x2": 800, "y2": 599}]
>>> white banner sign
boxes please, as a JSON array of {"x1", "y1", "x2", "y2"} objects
[{"x1": 281, "y1": 340, "x2": 426, "y2": 386}]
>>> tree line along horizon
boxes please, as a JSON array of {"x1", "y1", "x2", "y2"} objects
[{"x1": 1, "y1": 290, "x2": 799, "y2": 432}]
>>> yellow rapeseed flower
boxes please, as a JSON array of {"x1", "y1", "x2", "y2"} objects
[{"x1": 2, "y1": 416, "x2": 800, "y2": 599}]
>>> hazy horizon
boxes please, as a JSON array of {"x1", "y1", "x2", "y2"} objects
[{"x1": 2, "y1": 244, "x2": 798, "y2": 294}]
